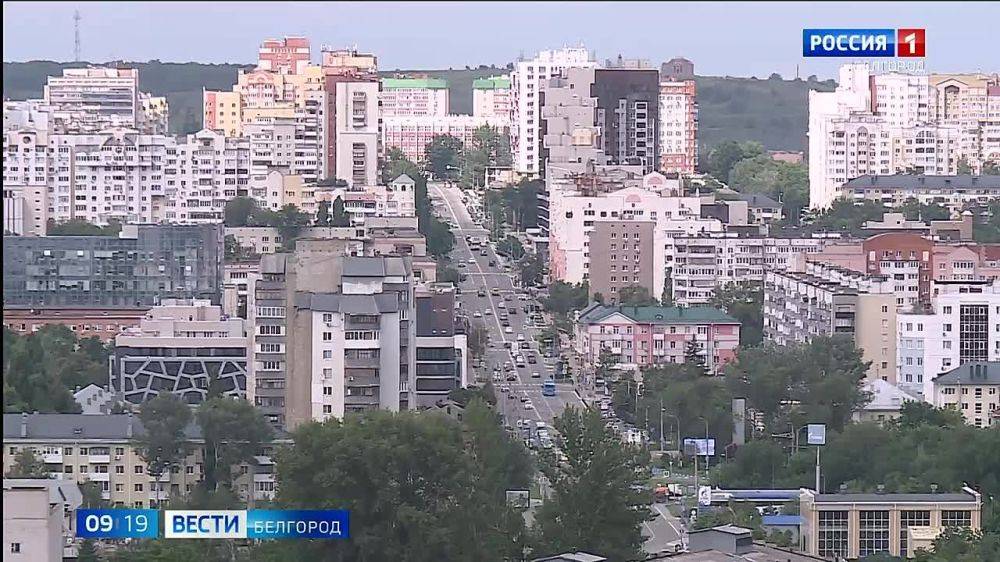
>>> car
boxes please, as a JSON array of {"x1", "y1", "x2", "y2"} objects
[
  {"x1": 485, "y1": 309, "x2": 493, "y2": 316},
  {"x1": 520, "y1": 395, "x2": 529, "y2": 403},
  {"x1": 477, "y1": 289, "x2": 486, "y2": 297},
  {"x1": 528, "y1": 355, "x2": 537, "y2": 364},
  {"x1": 531, "y1": 371, "x2": 541, "y2": 378},
  {"x1": 504, "y1": 327, "x2": 514, "y2": 335},
  {"x1": 508, "y1": 308, "x2": 518, "y2": 315},
  {"x1": 473, "y1": 311, "x2": 482, "y2": 318},
  {"x1": 507, "y1": 393, "x2": 516, "y2": 400},
  {"x1": 497, "y1": 301, "x2": 506, "y2": 308},
  {"x1": 504, "y1": 294, "x2": 513, "y2": 301},
  {"x1": 504, "y1": 361, "x2": 513, "y2": 370},
  {"x1": 468, "y1": 258, "x2": 476, "y2": 264},
  {"x1": 488, "y1": 261, "x2": 496, "y2": 267},
  {"x1": 520, "y1": 342, "x2": 530, "y2": 350},
  {"x1": 523, "y1": 401, "x2": 535, "y2": 410},
  {"x1": 500, "y1": 385, "x2": 510, "y2": 393},
  {"x1": 457, "y1": 262, "x2": 467, "y2": 268},
  {"x1": 506, "y1": 374, "x2": 517, "y2": 382},
  {"x1": 517, "y1": 334, "x2": 526, "y2": 342},
  {"x1": 480, "y1": 250, "x2": 488, "y2": 257}
]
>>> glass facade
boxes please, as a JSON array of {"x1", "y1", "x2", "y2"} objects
[
  {"x1": 942, "y1": 510, "x2": 972, "y2": 529},
  {"x1": 859, "y1": 510, "x2": 890, "y2": 556},
  {"x1": 900, "y1": 510, "x2": 931, "y2": 557}
]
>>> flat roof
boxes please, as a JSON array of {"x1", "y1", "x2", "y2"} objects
[
  {"x1": 814, "y1": 492, "x2": 978, "y2": 504},
  {"x1": 381, "y1": 78, "x2": 448, "y2": 89}
]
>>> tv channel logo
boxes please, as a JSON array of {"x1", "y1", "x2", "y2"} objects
[
  {"x1": 803, "y1": 29, "x2": 925, "y2": 58},
  {"x1": 165, "y1": 510, "x2": 247, "y2": 539}
]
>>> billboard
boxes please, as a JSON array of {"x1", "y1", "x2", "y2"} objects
[
  {"x1": 683, "y1": 438, "x2": 716, "y2": 457},
  {"x1": 807, "y1": 424, "x2": 827, "y2": 445}
]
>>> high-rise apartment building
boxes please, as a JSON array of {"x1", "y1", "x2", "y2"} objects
[
  {"x1": 511, "y1": 47, "x2": 596, "y2": 176},
  {"x1": 809, "y1": 64, "x2": 1000, "y2": 208},
  {"x1": 43, "y1": 68, "x2": 140, "y2": 130},
  {"x1": 257, "y1": 37, "x2": 311, "y2": 75},
  {"x1": 472, "y1": 76, "x2": 512, "y2": 124},
  {"x1": 414, "y1": 283, "x2": 468, "y2": 408},
  {"x1": 593, "y1": 66, "x2": 660, "y2": 173},
  {"x1": 380, "y1": 78, "x2": 449, "y2": 117},
  {"x1": 658, "y1": 78, "x2": 697, "y2": 174},
  {"x1": 111, "y1": 299, "x2": 248, "y2": 406}
]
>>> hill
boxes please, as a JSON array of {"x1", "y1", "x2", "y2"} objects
[{"x1": 2, "y1": 61, "x2": 835, "y2": 152}]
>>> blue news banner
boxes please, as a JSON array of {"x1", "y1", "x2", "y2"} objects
[{"x1": 77, "y1": 509, "x2": 349, "y2": 540}]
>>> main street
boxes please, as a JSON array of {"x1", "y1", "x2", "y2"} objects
[
  {"x1": 430, "y1": 182, "x2": 684, "y2": 554},
  {"x1": 429, "y1": 182, "x2": 583, "y2": 426}
]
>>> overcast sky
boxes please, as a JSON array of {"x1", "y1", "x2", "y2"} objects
[{"x1": 3, "y1": 2, "x2": 998, "y2": 78}]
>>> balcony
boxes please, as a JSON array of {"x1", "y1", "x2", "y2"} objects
[
  {"x1": 89, "y1": 454, "x2": 111, "y2": 464},
  {"x1": 41, "y1": 451, "x2": 63, "y2": 464},
  {"x1": 88, "y1": 472, "x2": 110, "y2": 482},
  {"x1": 148, "y1": 473, "x2": 171, "y2": 483},
  {"x1": 253, "y1": 473, "x2": 276, "y2": 483}
]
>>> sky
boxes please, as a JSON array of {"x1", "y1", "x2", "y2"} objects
[{"x1": 3, "y1": 2, "x2": 998, "y2": 78}]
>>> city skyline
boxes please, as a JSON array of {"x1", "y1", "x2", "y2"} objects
[{"x1": 3, "y1": 2, "x2": 999, "y2": 78}]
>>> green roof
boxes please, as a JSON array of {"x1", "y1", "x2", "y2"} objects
[
  {"x1": 577, "y1": 304, "x2": 739, "y2": 325},
  {"x1": 381, "y1": 78, "x2": 448, "y2": 90},
  {"x1": 473, "y1": 77, "x2": 511, "y2": 90}
]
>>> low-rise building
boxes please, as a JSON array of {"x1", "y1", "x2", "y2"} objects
[
  {"x1": 2, "y1": 478, "x2": 82, "y2": 562},
  {"x1": 111, "y1": 299, "x2": 249, "y2": 406},
  {"x1": 381, "y1": 114, "x2": 508, "y2": 164},
  {"x1": 380, "y1": 78, "x2": 449, "y2": 117},
  {"x1": 845, "y1": 174, "x2": 1000, "y2": 214},
  {"x1": 852, "y1": 378, "x2": 921, "y2": 424},
  {"x1": 930, "y1": 362, "x2": 999, "y2": 427},
  {"x1": 2, "y1": 413, "x2": 282, "y2": 509},
  {"x1": 574, "y1": 304, "x2": 740, "y2": 374},
  {"x1": 800, "y1": 487, "x2": 981, "y2": 559}
]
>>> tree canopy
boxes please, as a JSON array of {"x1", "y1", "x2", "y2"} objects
[
  {"x1": 711, "y1": 281, "x2": 764, "y2": 347},
  {"x1": 134, "y1": 393, "x2": 192, "y2": 486},
  {"x1": 425, "y1": 134, "x2": 463, "y2": 180},
  {"x1": 706, "y1": 140, "x2": 764, "y2": 183},
  {"x1": 727, "y1": 154, "x2": 808, "y2": 223},
  {"x1": 197, "y1": 396, "x2": 273, "y2": 492}
]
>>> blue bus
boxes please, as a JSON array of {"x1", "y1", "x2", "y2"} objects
[{"x1": 542, "y1": 378, "x2": 556, "y2": 397}]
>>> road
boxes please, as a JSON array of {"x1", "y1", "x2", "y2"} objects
[
  {"x1": 431, "y1": 183, "x2": 682, "y2": 554},
  {"x1": 429, "y1": 182, "x2": 583, "y2": 428}
]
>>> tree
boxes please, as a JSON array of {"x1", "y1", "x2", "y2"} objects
[
  {"x1": 596, "y1": 348, "x2": 619, "y2": 382},
  {"x1": 957, "y1": 157, "x2": 973, "y2": 175},
  {"x1": 460, "y1": 126, "x2": 512, "y2": 188},
  {"x1": 315, "y1": 200, "x2": 331, "y2": 226},
  {"x1": 269, "y1": 204, "x2": 311, "y2": 251},
  {"x1": 724, "y1": 336, "x2": 870, "y2": 436},
  {"x1": 274, "y1": 411, "x2": 525, "y2": 561},
  {"x1": 197, "y1": 396, "x2": 273, "y2": 492},
  {"x1": 661, "y1": 271, "x2": 674, "y2": 306},
  {"x1": 224, "y1": 234, "x2": 255, "y2": 261},
  {"x1": 912, "y1": 527, "x2": 1000, "y2": 562},
  {"x1": 80, "y1": 480, "x2": 107, "y2": 508},
  {"x1": 6, "y1": 448, "x2": 50, "y2": 478},
  {"x1": 728, "y1": 155, "x2": 809, "y2": 223},
  {"x1": 542, "y1": 281, "x2": 590, "y2": 317},
  {"x1": 518, "y1": 253, "x2": 544, "y2": 287},
  {"x1": 891, "y1": 401, "x2": 965, "y2": 430},
  {"x1": 425, "y1": 134, "x2": 463, "y2": 180},
  {"x1": 707, "y1": 140, "x2": 764, "y2": 183},
  {"x1": 331, "y1": 196, "x2": 351, "y2": 227},
  {"x1": 436, "y1": 262, "x2": 462, "y2": 285},
  {"x1": 47, "y1": 219, "x2": 122, "y2": 236},
  {"x1": 223, "y1": 196, "x2": 261, "y2": 227},
  {"x1": 616, "y1": 285, "x2": 658, "y2": 306},
  {"x1": 981, "y1": 161, "x2": 1000, "y2": 175},
  {"x1": 468, "y1": 321, "x2": 489, "y2": 358},
  {"x1": 134, "y1": 393, "x2": 192, "y2": 502},
  {"x1": 899, "y1": 198, "x2": 951, "y2": 222},
  {"x1": 684, "y1": 340, "x2": 708, "y2": 375},
  {"x1": 711, "y1": 281, "x2": 764, "y2": 347},
  {"x1": 77, "y1": 539, "x2": 99, "y2": 562},
  {"x1": 533, "y1": 407, "x2": 649, "y2": 561}
]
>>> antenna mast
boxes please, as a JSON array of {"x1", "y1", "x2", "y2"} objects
[{"x1": 73, "y1": 10, "x2": 82, "y2": 62}]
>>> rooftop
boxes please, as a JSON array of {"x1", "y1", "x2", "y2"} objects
[
  {"x1": 933, "y1": 361, "x2": 1000, "y2": 386},
  {"x1": 381, "y1": 77, "x2": 448, "y2": 90},
  {"x1": 4, "y1": 412, "x2": 203, "y2": 440},
  {"x1": 577, "y1": 303, "x2": 739, "y2": 325},
  {"x1": 861, "y1": 379, "x2": 921, "y2": 411},
  {"x1": 844, "y1": 174, "x2": 1000, "y2": 190},
  {"x1": 812, "y1": 490, "x2": 979, "y2": 504},
  {"x1": 473, "y1": 77, "x2": 512, "y2": 89},
  {"x1": 736, "y1": 193, "x2": 782, "y2": 209}
]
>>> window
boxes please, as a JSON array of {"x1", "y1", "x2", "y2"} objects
[
  {"x1": 942, "y1": 510, "x2": 972, "y2": 528},
  {"x1": 134, "y1": 465, "x2": 144, "y2": 474},
  {"x1": 115, "y1": 466, "x2": 124, "y2": 474},
  {"x1": 859, "y1": 510, "x2": 890, "y2": 556},
  {"x1": 10, "y1": 543, "x2": 20, "y2": 554},
  {"x1": 186, "y1": 466, "x2": 194, "y2": 474},
  {"x1": 322, "y1": 350, "x2": 333, "y2": 359},
  {"x1": 322, "y1": 405, "x2": 332, "y2": 414},
  {"x1": 323, "y1": 332, "x2": 332, "y2": 342},
  {"x1": 322, "y1": 313, "x2": 333, "y2": 322},
  {"x1": 115, "y1": 448, "x2": 124, "y2": 456},
  {"x1": 818, "y1": 510, "x2": 849, "y2": 557},
  {"x1": 115, "y1": 483, "x2": 124, "y2": 492},
  {"x1": 134, "y1": 484, "x2": 144, "y2": 492},
  {"x1": 64, "y1": 465, "x2": 73, "y2": 473}
]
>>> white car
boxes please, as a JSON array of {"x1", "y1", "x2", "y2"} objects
[
  {"x1": 468, "y1": 258, "x2": 476, "y2": 264},
  {"x1": 473, "y1": 311, "x2": 482, "y2": 318},
  {"x1": 505, "y1": 326, "x2": 514, "y2": 334},
  {"x1": 485, "y1": 309, "x2": 493, "y2": 316},
  {"x1": 523, "y1": 401, "x2": 534, "y2": 410}
]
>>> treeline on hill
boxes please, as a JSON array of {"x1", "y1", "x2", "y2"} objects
[{"x1": 3, "y1": 61, "x2": 834, "y2": 151}]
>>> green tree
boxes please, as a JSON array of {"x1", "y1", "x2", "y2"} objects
[
  {"x1": 77, "y1": 539, "x2": 99, "y2": 562},
  {"x1": 637, "y1": 363, "x2": 732, "y2": 450},
  {"x1": 275, "y1": 411, "x2": 524, "y2": 561},
  {"x1": 899, "y1": 197, "x2": 951, "y2": 222},
  {"x1": 912, "y1": 527, "x2": 1000, "y2": 562},
  {"x1": 436, "y1": 262, "x2": 462, "y2": 285},
  {"x1": 728, "y1": 155, "x2": 809, "y2": 223},
  {"x1": 707, "y1": 140, "x2": 764, "y2": 183},
  {"x1": 80, "y1": 480, "x2": 107, "y2": 508},
  {"x1": 267, "y1": 204, "x2": 311, "y2": 251},
  {"x1": 542, "y1": 281, "x2": 590, "y2": 317},
  {"x1": 891, "y1": 401, "x2": 965, "y2": 430},
  {"x1": 315, "y1": 199, "x2": 332, "y2": 226},
  {"x1": 533, "y1": 407, "x2": 649, "y2": 560},
  {"x1": 47, "y1": 218, "x2": 122, "y2": 236},
  {"x1": 957, "y1": 157, "x2": 973, "y2": 175},
  {"x1": 5, "y1": 448, "x2": 50, "y2": 478},
  {"x1": 224, "y1": 234, "x2": 255, "y2": 261},
  {"x1": 197, "y1": 396, "x2": 273, "y2": 492},
  {"x1": 222, "y1": 196, "x2": 261, "y2": 227},
  {"x1": 331, "y1": 196, "x2": 351, "y2": 227},
  {"x1": 711, "y1": 281, "x2": 764, "y2": 347},
  {"x1": 724, "y1": 336, "x2": 870, "y2": 436},
  {"x1": 134, "y1": 393, "x2": 192, "y2": 502},
  {"x1": 518, "y1": 253, "x2": 545, "y2": 287},
  {"x1": 459, "y1": 126, "x2": 512, "y2": 188},
  {"x1": 981, "y1": 161, "x2": 1000, "y2": 175},
  {"x1": 684, "y1": 340, "x2": 708, "y2": 375},
  {"x1": 616, "y1": 285, "x2": 658, "y2": 306},
  {"x1": 661, "y1": 271, "x2": 674, "y2": 306},
  {"x1": 425, "y1": 134, "x2": 464, "y2": 180},
  {"x1": 596, "y1": 348, "x2": 619, "y2": 382}
]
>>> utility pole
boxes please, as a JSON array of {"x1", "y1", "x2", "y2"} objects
[
  {"x1": 659, "y1": 397, "x2": 664, "y2": 451},
  {"x1": 73, "y1": 10, "x2": 82, "y2": 62}
]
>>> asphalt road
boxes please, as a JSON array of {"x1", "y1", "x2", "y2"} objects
[
  {"x1": 430, "y1": 183, "x2": 683, "y2": 554},
  {"x1": 429, "y1": 183, "x2": 583, "y2": 427}
]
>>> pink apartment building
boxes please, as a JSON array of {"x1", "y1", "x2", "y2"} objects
[
  {"x1": 574, "y1": 304, "x2": 741, "y2": 374},
  {"x1": 258, "y1": 37, "x2": 311, "y2": 75}
]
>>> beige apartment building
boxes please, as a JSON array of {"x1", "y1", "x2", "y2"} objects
[
  {"x1": 931, "y1": 362, "x2": 999, "y2": 427},
  {"x1": 800, "y1": 488, "x2": 982, "y2": 559},
  {"x1": 3, "y1": 413, "x2": 280, "y2": 509}
]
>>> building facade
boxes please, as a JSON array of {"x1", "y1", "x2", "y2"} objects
[
  {"x1": 844, "y1": 174, "x2": 1000, "y2": 212},
  {"x1": 574, "y1": 304, "x2": 741, "y2": 374},
  {"x1": 511, "y1": 47, "x2": 596, "y2": 175},
  {"x1": 930, "y1": 362, "x2": 1000, "y2": 427},
  {"x1": 381, "y1": 114, "x2": 508, "y2": 164},
  {"x1": 472, "y1": 76, "x2": 512, "y2": 123},
  {"x1": 111, "y1": 299, "x2": 248, "y2": 406},
  {"x1": 658, "y1": 78, "x2": 698, "y2": 174},
  {"x1": 2, "y1": 479, "x2": 81, "y2": 562},
  {"x1": 800, "y1": 488, "x2": 981, "y2": 559},
  {"x1": 3, "y1": 224, "x2": 223, "y2": 309},
  {"x1": 380, "y1": 78, "x2": 449, "y2": 117},
  {"x1": 414, "y1": 283, "x2": 468, "y2": 407},
  {"x1": 593, "y1": 67, "x2": 660, "y2": 173}
]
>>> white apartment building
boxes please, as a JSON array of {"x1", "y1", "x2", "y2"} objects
[
  {"x1": 473, "y1": 76, "x2": 512, "y2": 123},
  {"x1": 333, "y1": 80, "x2": 379, "y2": 188},
  {"x1": 809, "y1": 64, "x2": 1000, "y2": 208},
  {"x1": 670, "y1": 234, "x2": 829, "y2": 305},
  {"x1": 844, "y1": 174, "x2": 1000, "y2": 212},
  {"x1": 547, "y1": 169, "x2": 721, "y2": 300},
  {"x1": 43, "y1": 68, "x2": 140, "y2": 130},
  {"x1": 166, "y1": 129, "x2": 251, "y2": 223},
  {"x1": 658, "y1": 79, "x2": 698, "y2": 174},
  {"x1": 511, "y1": 47, "x2": 596, "y2": 175},
  {"x1": 380, "y1": 78, "x2": 449, "y2": 117},
  {"x1": 314, "y1": 173, "x2": 417, "y2": 222},
  {"x1": 2, "y1": 478, "x2": 81, "y2": 562},
  {"x1": 929, "y1": 362, "x2": 999, "y2": 427},
  {"x1": 897, "y1": 279, "x2": 1000, "y2": 398},
  {"x1": 381, "y1": 114, "x2": 508, "y2": 164}
]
